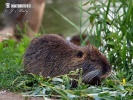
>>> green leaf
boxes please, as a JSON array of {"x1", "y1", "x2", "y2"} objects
[
  {"x1": 89, "y1": 15, "x2": 95, "y2": 24},
  {"x1": 53, "y1": 88, "x2": 68, "y2": 99},
  {"x1": 117, "y1": 85, "x2": 125, "y2": 91},
  {"x1": 98, "y1": 92, "x2": 110, "y2": 97},
  {"x1": 31, "y1": 87, "x2": 42, "y2": 95},
  {"x1": 52, "y1": 78, "x2": 63, "y2": 83}
]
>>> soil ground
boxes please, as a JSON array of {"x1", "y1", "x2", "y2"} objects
[{"x1": 0, "y1": 90, "x2": 44, "y2": 100}]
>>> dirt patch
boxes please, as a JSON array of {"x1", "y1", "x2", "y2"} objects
[{"x1": 0, "y1": 90, "x2": 44, "y2": 100}]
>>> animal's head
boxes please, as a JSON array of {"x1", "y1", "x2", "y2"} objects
[{"x1": 70, "y1": 44, "x2": 111, "y2": 85}]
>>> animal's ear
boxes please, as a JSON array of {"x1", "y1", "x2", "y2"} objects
[
  {"x1": 76, "y1": 50, "x2": 83, "y2": 58},
  {"x1": 87, "y1": 43, "x2": 91, "y2": 47},
  {"x1": 87, "y1": 43, "x2": 93, "y2": 51}
]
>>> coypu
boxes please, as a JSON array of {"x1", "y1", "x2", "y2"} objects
[
  {"x1": 24, "y1": 34, "x2": 111, "y2": 84},
  {"x1": 0, "y1": 0, "x2": 45, "y2": 42},
  {"x1": 67, "y1": 34, "x2": 90, "y2": 46}
]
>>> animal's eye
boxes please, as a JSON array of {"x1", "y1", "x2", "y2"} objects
[{"x1": 76, "y1": 50, "x2": 83, "y2": 58}]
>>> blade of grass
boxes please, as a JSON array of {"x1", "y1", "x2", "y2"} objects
[{"x1": 53, "y1": 8, "x2": 79, "y2": 31}]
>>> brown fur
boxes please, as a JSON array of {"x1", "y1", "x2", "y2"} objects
[
  {"x1": 24, "y1": 34, "x2": 111, "y2": 84},
  {"x1": 0, "y1": 0, "x2": 45, "y2": 42},
  {"x1": 70, "y1": 34, "x2": 90, "y2": 46}
]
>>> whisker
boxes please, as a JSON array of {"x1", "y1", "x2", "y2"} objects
[
  {"x1": 87, "y1": 65, "x2": 95, "y2": 72},
  {"x1": 82, "y1": 69, "x2": 100, "y2": 82},
  {"x1": 88, "y1": 71, "x2": 100, "y2": 81}
]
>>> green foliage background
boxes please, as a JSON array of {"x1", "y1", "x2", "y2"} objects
[
  {"x1": 81, "y1": 0, "x2": 133, "y2": 73},
  {"x1": 0, "y1": 0, "x2": 133, "y2": 99}
]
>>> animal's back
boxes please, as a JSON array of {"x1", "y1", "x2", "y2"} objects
[{"x1": 24, "y1": 34, "x2": 79, "y2": 77}]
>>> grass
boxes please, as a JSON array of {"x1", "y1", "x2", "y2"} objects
[
  {"x1": 0, "y1": 36, "x2": 30, "y2": 89},
  {"x1": 0, "y1": 36, "x2": 132, "y2": 99},
  {"x1": 0, "y1": 0, "x2": 133, "y2": 100},
  {"x1": 11, "y1": 69, "x2": 133, "y2": 100},
  {"x1": 80, "y1": 0, "x2": 133, "y2": 72}
]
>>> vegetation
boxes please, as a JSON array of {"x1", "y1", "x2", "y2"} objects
[
  {"x1": 0, "y1": 36, "x2": 30, "y2": 89},
  {"x1": 0, "y1": 0, "x2": 133, "y2": 100}
]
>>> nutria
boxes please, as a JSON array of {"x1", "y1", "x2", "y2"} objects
[
  {"x1": 67, "y1": 34, "x2": 90, "y2": 46},
  {"x1": 24, "y1": 34, "x2": 111, "y2": 84}
]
